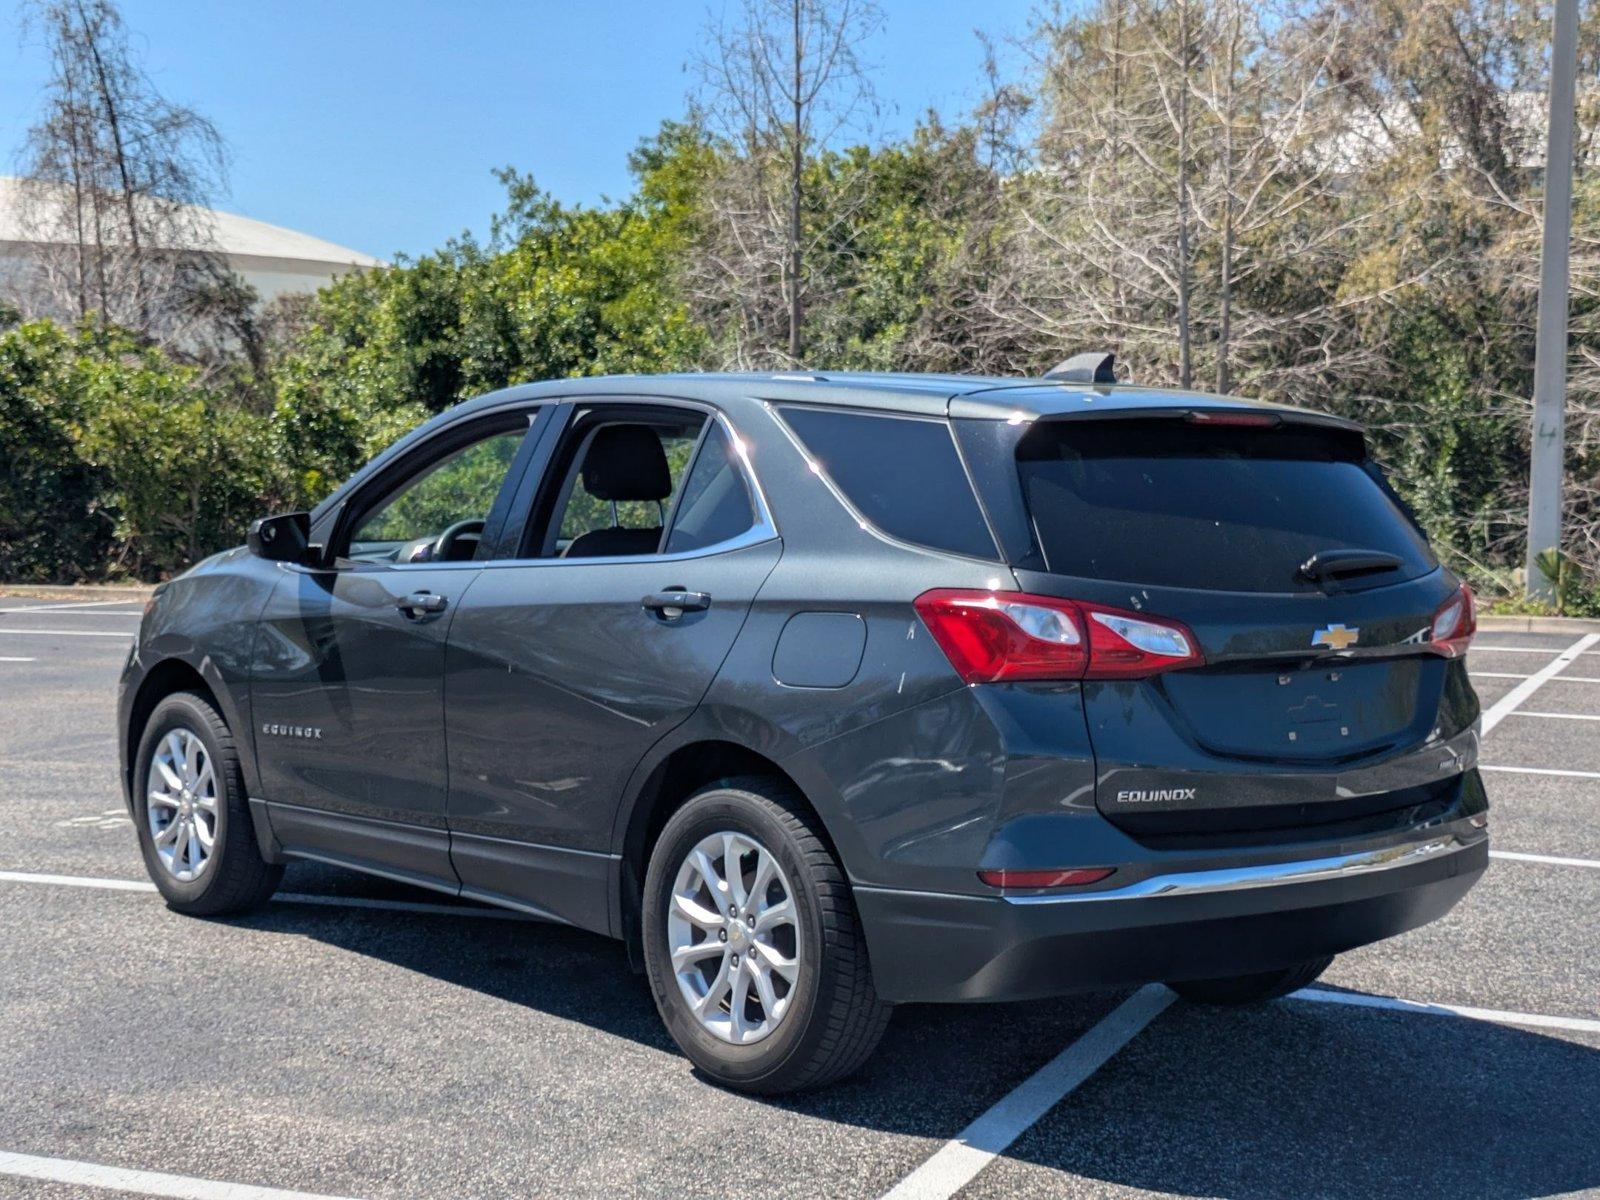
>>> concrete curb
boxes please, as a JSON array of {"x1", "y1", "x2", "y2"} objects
[
  {"x1": 0, "y1": 582, "x2": 154, "y2": 601},
  {"x1": 1478, "y1": 614, "x2": 1600, "y2": 634}
]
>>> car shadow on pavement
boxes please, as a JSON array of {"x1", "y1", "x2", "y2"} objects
[
  {"x1": 991, "y1": 986, "x2": 1600, "y2": 1200},
  {"x1": 234, "y1": 864, "x2": 1132, "y2": 1144},
  {"x1": 237, "y1": 866, "x2": 1600, "y2": 1199}
]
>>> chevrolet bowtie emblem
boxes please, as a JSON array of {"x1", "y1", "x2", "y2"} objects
[{"x1": 1312, "y1": 624, "x2": 1360, "y2": 651}]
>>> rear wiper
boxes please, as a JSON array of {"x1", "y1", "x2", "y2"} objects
[{"x1": 1298, "y1": 548, "x2": 1403, "y2": 584}]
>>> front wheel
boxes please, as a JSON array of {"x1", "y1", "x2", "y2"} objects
[
  {"x1": 132, "y1": 691, "x2": 283, "y2": 916},
  {"x1": 1167, "y1": 955, "x2": 1334, "y2": 1005},
  {"x1": 641, "y1": 778, "x2": 890, "y2": 1094}
]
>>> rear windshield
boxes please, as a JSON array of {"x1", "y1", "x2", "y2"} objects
[{"x1": 1016, "y1": 419, "x2": 1436, "y2": 593}]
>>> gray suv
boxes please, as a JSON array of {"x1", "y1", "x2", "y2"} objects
[{"x1": 117, "y1": 369, "x2": 1488, "y2": 1093}]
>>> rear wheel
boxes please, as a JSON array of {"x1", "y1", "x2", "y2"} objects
[
  {"x1": 133, "y1": 691, "x2": 282, "y2": 916},
  {"x1": 641, "y1": 777, "x2": 890, "y2": 1094},
  {"x1": 1167, "y1": 955, "x2": 1334, "y2": 1005}
]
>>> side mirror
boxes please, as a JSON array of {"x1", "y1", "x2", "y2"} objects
[{"x1": 247, "y1": 512, "x2": 312, "y2": 563}]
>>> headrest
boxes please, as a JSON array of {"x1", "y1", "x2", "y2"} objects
[{"x1": 582, "y1": 425, "x2": 671, "y2": 502}]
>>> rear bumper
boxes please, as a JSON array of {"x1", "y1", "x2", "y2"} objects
[{"x1": 854, "y1": 826, "x2": 1487, "y2": 1003}]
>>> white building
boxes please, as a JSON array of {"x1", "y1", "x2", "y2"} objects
[{"x1": 0, "y1": 175, "x2": 383, "y2": 311}]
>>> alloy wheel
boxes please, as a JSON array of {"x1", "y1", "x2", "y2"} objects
[
  {"x1": 146, "y1": 728, "x2": 218, "y2": 883},
  {"x1": 666, "y1": 830, "x2": 802, "y2": 1045}
]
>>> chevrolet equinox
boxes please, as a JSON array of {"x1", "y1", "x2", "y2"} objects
[{"x1": 118, "y1": 362, "x2": 1488, "y2": 1093}]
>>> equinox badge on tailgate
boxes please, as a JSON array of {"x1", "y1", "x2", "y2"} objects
[{"x1": 1117, "y1": 787, "x2": 1199, "y2": 803}]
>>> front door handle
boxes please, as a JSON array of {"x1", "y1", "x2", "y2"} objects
[
  {"x1": 642, "y1": 590, "x2": 711, "y2": 620},
  {"x1": 398, "y1": 590, "x2": 448, "y2": 618}
]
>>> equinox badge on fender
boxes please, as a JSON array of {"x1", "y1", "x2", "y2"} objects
[
  {"x1": 1312, "y1": 623, "x2": 1360, "y2": 651},
  {"x1": 261, "y1": 723, "x2": 322, "y2": 740}
]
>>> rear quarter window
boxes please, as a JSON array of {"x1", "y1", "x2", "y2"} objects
[
  {"x1": 1016, "y1": 418, "x2": 1437, "y2": 593},
  {"x1": 778, "y1": 406, "x2": 998, "y2": 561}
]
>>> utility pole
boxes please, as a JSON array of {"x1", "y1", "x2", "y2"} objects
[{"x1": 1526, "y1": 0, "x2": 1580, "y2": 602}]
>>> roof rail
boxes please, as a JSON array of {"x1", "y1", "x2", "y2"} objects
[{"x1": 1043, "y1": 351, "x2": 1117, "y2": 385}]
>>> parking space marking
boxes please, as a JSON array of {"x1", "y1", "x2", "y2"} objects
[
  {"x1": 0, "y1": 868, "x2": 538, "y2": 920},
  {"x1": 1292, "y1": 988, "x2": 1600, "y2": 1035},
  {"x1": 1479, "y1": 633, "x2": 1600, "y2": 735},
  {"x1": 0, "y1": 870, "x2": 157, "y2": 892},
  {"x1": 1471, "y1": 645, "x2": 1600, "y2": 655},
  {"x1": 0, "y1": 656, "x2": 36, "y2": 663},
  {"x1": 1509, "y1": 711, "x2": 1600, "y2": 722},
  {"x1": 1481, "y1": 764, "x2": 1600, "y2": 780},
  {"x1": 0, "y1": 599, "x2": 141, "y2": 612},
  {"x1": 878, "y1": 985, "x2": 1175, "y2": 1200},
  {"x1": 1474, "y1": 671, "x2": 1600, "y2": 683},
  {"x1": 0, "y1": 1149, "x2": 360, "y2": 1200},
  {"x1": 1491, "y1": 850, "x2": 1600, "y2": 870},
  {"x1": 0, "y1": 607, "x2": 141, "y2": 616},
  {"x1": 0, "y1": 627, "x2": 134, "y2": 638}
]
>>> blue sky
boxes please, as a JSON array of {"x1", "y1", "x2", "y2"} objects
[{"x1": 0, "y1": 1, "x2": 1037, "y2": 262}]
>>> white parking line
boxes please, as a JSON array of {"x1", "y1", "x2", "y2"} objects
[
  {"x1": 0, "y1": 627, "x2": 134, "y2": 637},
  {"x1": 0, "y1": 599, "x2": 141, "y2": 612},
  {"x1": 1492, "y1": 850, "x2": 1600, "y2": 870},
  {"x1": 1479, "y1": 633, "x2": 1600, "y2": 735},
  {"x1": 0, "y1": 656, "x2": 36, "y2": 663},
  {"x1": 1473, "y1": 645, "x2": 1600, "y2": 655},
  {"x1": 0, "y1": 1150, "x2": 359, "y2": 1200},
  {"x1": 1293, "y1": 988, "x2": 1600, "y2": 1035},
  {"x1": 1481, "y1": 764, "x2": 1600, "y2": 780},
  {"x1": 1509, "y1": 710, "x2": 1600, "y2": 722},
  {"x1": 0, "y1": 607, "x2": 141, "y2": 616},
  {"x1": 0, "y1": 869, "x2": 535, "y2": 920},
  {"x1": 877, "y1": 986, "x2": 1174, "y2": 1200},
  {"x1": 0, "y1": 870, "x2": 156, "y2": 892}
]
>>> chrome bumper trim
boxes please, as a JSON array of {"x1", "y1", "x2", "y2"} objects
[{"x1": 1004, "y1": 832, "x2": 1485, "y2": 905}]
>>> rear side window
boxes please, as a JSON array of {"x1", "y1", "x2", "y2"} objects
[
  {"x1": 665, "y1": 425, "x2": 759, "y2": 554},
  {"x1": 779, "y1": 407, "x2": 997, "y2": 561},
  {"x1": 1017, "y1": 419, "x2": 1436, "y2": 592}
]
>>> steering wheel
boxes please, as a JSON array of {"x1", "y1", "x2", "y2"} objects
[{"x1": 433, "y1": 518, "x2": 486, "y2": 562}]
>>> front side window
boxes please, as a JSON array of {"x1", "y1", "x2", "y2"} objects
[{"x1": 346, "y1": 426, "x2": 527, "y2": 564}]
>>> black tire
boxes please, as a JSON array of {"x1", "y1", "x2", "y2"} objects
[
  {"x1": 132, "y1": 691, "x2": 283, "y2": 916},
  {"x1": 641, "y1": 777, "x2": 891, "y2": 1094},
  {"x1": 1167, "y1": 955, "x2": 1334, "y2": 1005}
]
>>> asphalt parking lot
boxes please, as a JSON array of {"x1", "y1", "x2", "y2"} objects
[{"x1": 1, "y1": 596, "x2": 1596, "y2": 1200}]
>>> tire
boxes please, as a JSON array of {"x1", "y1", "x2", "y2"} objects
[
  {"x1": 641, "y1": 777, "x2": 891, "y2": 1094},
  {"x1": 132, "y1": 691, "x2": 283, "y2": 916},
  {"x1": 1167, "y1": 955, "x2": 1334, "y2": 1005}
]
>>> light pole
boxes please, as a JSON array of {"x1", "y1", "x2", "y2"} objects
[{"x1": 1526, "y1": 0, "x2": 1580, "y2": 602}]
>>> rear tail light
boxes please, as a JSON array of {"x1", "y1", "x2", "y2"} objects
[
  {"x1": 1427, "y1": 583, "x2": 1476, "y2": 657},
  {"x1": 913, "y1": 590, "x2": 1204, "y2": 683},
  {"x1": 977, "y1": 867, "x2": 1115, "y2": 890}
]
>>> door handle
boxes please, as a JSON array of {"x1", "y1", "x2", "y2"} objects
[
  {"x1": 642, "y1": 590, "x2": 711, "y2": 619},
  {"x1": 398, "y1": 590, "x2": 448, "y2": 618}
]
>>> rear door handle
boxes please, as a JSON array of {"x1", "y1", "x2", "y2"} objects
[
  {"x1": 398, "y1": 590, "x2": 448, "y2": 618},
  {"x1": 642, "y1": 590, "x2": 711, "y2": 619}
]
